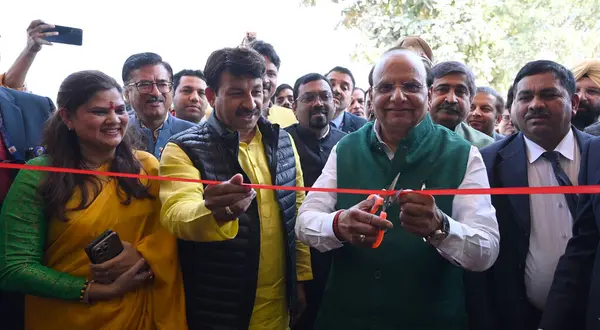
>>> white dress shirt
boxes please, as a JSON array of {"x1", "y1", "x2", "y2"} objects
[
  {"x1": 523, "y1": 129, "x2": 580, "y2": 311},
  {"x1": 296, "y1": 122, "x2": 500, "y2": 272}
]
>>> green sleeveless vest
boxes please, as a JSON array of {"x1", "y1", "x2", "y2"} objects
[{"x1": 316, "y1": 115, "x2": 472, "y2": 330}]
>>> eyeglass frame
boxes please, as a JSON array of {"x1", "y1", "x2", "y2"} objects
[
  {"x1": 295, "y1": 91, "x2": 335, "y2": 104},
  {"x1": 126, "y1": 80, "x2": 174, "y2": 94}
]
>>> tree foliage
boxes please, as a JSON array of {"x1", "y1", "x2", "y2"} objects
[{"x1": 303, "y1": 0, "x2": 600, "y2": 92}]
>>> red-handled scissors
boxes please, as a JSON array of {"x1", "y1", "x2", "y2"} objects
[{"x1": 367, "y1": 173, "x2": 401, "y2": 249}]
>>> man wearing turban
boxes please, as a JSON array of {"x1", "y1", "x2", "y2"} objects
[{"x1": 571, "y1": 59, "x2": 600, "y2": 134}]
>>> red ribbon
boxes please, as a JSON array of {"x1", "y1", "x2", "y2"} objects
[{"x1": 1, "y1": 162, "x2": 599, "y2": 196}]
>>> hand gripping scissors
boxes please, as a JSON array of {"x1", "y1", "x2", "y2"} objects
[{"x1": 367, "y1": 173, "x2": 401, "y2": 249}]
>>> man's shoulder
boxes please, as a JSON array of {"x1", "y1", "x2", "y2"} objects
[
  {"x1": 170, "y1": 115, "x2": 196, "y2": 131},
  {"x1": 330, "y1": 127, "x2": 347, "y2": 139},
  {"x1": 584, "y1": 121, "x2": 600, "y2": 136},
  {"x1": 344, "y1": 111, "x2": 367, "y2": 125},
  {"x1": 0, "y1": 87, "x2": 53, "y2": 110}
]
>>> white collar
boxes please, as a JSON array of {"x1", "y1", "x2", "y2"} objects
[{"x1": 523, "y1": 128, "x2": 575, "y2": 164}]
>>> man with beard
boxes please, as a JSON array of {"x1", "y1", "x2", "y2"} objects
[
  {"x1": 348, "y1": 87, "x2": 366, "y2": 118},
  {"x1": 467, "y1": 87, "x2": 505, "y2": 141},
  {"x1": 326, "y1": 66, "x2": 367, "y2": 133},
  {"x1": 570, "y1": 59, "x2": 600, "y2": 135},
  {"x1": 123, "y1": 52, "x2": 194, "y2": 158},
  {"x1": 159, "y1": 47, "x2": 312, "y2": 329},
  {"x1": 430, "y1": 61, "x2": 495, "y2": 149},
  {"x1": 284, "y1": 73, "x2": 346, "y2": 330},
  {"x1": 274, "y1": 84, "x2": 294, "y2": 109},
  {"x1": 172, "y1": 69, "x2": 209, "y2": 124},
  {"x1": 480, "y1": 60, "x2": 593, "y2": 330},
  {"x1": 297, "y1": 49, "x2": 499, "y2": 330},
  {"x1": 250, "y1": 40, "x2": 297, "y2": 128}
]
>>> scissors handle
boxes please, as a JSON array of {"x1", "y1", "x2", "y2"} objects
[
  {"x1": 367, "y1": 194, "x2": 387, "y2": 249},
  {"x1": 367, "y1": 194, "x2": 384, "y2": 214}
]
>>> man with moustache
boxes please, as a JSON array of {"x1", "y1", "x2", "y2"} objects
[
  {"x1": 348, "y1": 87, "x2": 366, "y2": 118},
  {"x1": 326, "y1": 66, "x2": 367, "y2": 133},
  {"x1": 570, "y1": 59, "x2": 600, "y2": 135},
  {"x1": 172, "y1": 69, "x2": 209, "y2": 124},
  {"x1": 284, "y1": 73, "x2": 346, "y2": 330},
  {"x1": 159, "y1": 47, "x2": 312, "y2": 329},
  {"x1": 467, "y1": 87, "x2": 505, "y2": 141},
  {"x1": 122, "y1": 52, "x2": 194, "y2": 158},
  {"x1": 250, "y1": 40, "x2": 297, "y2": 128},
  {"x1": 430, "y1": 61, "x2": 495, "y2": 149},
  {"x1": 480, "y1": 60, "x2": 593, "y2": 330},
  {"x1": 297, "y1": 49, "x2": 499, "y2": 330},
  {"x1": 274, "y1": 84, "x2": 294, "y2": 109}
]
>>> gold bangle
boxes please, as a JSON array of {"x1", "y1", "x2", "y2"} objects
[{"x1": 79, "y1": 280, "x2": 89, "y2": 303}]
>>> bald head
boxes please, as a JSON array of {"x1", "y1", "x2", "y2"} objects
[{"x1": 373, "y1": 50, "x2": 428, "y2": 88}]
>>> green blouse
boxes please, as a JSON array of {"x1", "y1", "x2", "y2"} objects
[{"x1": 0, "y1": 157, "x2": 84, "y2": 300}]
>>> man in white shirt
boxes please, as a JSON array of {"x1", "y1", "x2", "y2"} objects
[
  {"x1": 480, "y1": 60, "x2": 594, "y2": 330},
  {"x1": 296, "y1": 49, "x2": 499, "y2": 330}
]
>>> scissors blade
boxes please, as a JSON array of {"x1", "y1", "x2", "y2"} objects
[
  {"x1": 382, "y1": 173, "x2": 401, "y2": 206},
  {"x1": 386, "y1": 173, "x2": 401, "y2": 192}
]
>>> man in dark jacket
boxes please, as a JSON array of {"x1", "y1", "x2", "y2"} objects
[
  {"x1": 480, "y1": 60, "x2": 593, "y2": 330},
  {"x1": 0, "y1": 87, "x2": 54, "y2": 330},
  {"x1": 159, "y1": 46, "x2": 312, "y2": 330},
  {"x1": 285, "y1": 73, "x2": 346, "y2": 330}
]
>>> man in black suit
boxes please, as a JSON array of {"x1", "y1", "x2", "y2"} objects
[
  {"x1": 480, "y1": 60, "x2": 593, "y2": 330},
  {"x1": 539, "y1": 136, "x2": 600, "y2": 330},
  {"x1": 325, "y1": 66, "x2": 367, "y2": 133}
]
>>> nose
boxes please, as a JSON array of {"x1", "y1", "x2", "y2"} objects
[
  {"x1": 190, "y1": 91, "x2": 200, "y2": 102},
  {"x1": 149, "y1": 83, "x2": 161, "y2": 96},
  {"x1": 242, "y1": 93, "x2": 257, "y2": 110},
  {"x1": 446, "y1": 91, "x2": 457, "y2": 103},
  {"x1": 471, "y1": 106, "x2": 483, "y2": 117},
  {"x1": 528, "y1": 95, "x2": 545, "y2": 110},
  {"x1": 390, "y1": 86, "x2": 406, "y2": 103},
  {"x1": 106, "y1": 109, "x2": 120, "y2": 124}
]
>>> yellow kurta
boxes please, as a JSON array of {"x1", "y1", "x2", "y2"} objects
[
  {"x1": 160, "y1": 129, "x2": 312, "y2": 330},
  {"x1": 25, "y1": 151, "x2": 187, "y2": 330}
]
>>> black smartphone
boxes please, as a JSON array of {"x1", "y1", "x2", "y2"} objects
[
  {"x1": 43, "y1": 25, "x2": 83, "y2": 46},
  {"x1": 85, "y1": 230, "x2": 124, "y2": 264}
]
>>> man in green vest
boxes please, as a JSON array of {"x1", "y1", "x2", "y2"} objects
[
  {"x1": 296, "y1": 49, "x2": 499, "y2": 330},
  {"x1": 429, "y1": 61, "x2": 495, "y2": 149}
]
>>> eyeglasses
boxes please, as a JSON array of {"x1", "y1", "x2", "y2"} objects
[
  {"x1": 127, "y1": 81, "x2": 173, "y2": 94},
  {"x1": 296, "y1": 92, "x2": 333, "y2": 104}
]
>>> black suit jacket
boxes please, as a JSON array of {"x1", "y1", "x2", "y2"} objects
[
  {"x1": 540, "y1": 136, "x2": 600, "y2": 330},
  {"x1": 479, "y1": 129, "x2": 593, "y2": 330},
  {"x1": 0, "y1": 87, "x2": 54, "y2": 160},
  {"x1": 340, "y1": 111, "x2": 367, "y2": 133}
]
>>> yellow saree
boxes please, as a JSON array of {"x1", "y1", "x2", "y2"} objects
[{"x1": 24, "y1": 151, "x2": 187, "y2": 330}]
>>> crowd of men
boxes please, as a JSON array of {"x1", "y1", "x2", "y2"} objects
[{"x1": 1, "y1": 19, "x2": 600, "y2": 330}]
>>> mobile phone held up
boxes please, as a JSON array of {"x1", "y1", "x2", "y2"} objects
[{"x1": 43, "y1": 25, "x2": 83, "y2": 46}]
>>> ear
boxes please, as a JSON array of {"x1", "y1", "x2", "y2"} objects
[
  {"x1": 427, "y1": 86, "x2": 433, "y2": 111},
  {"x1": 571, "y1": 93, "x2": 580, "y2": 116},
  {"x1": 496, "y1": 113, "x2": 503, "y2": 125},
  {"x1": 58, "y1": 107, "x2": 74, "y2": 130},
  {"x1": 123, "y1": 88, "x2": 130, "y2": 104},
  {"x1": 206, "y1": 87, "x2": 216, "y2": 108}
]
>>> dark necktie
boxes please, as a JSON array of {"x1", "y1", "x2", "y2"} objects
[{"x1": 541, "y1": 151, "x2": 579, "y2": 218}]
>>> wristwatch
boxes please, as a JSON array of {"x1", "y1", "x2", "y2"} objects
[{"x1": 424, "y1": 208, "x2": 450, "y2": 246}]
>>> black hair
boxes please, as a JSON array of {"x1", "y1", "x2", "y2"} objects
[
  {"x1": 326, "y1": 66, "x2": 356, "y2": 89},
  {"x1": 204, "y1": 47, "x2": 266, "y2": 93},
  {"x1": 274, "y1": 84, "x2": 293, "y2": 98},
  {"x1": 512, "y1": 60, "x2": 576, "y2": 97},
  {"x1": 505, "y1": 84, "x2": 514, "y2": 111},
  {"x1": 173, "y1": 69, "x2": 206, "y2": 92},
  {"x1": 293, "y1": 73, "x2": 332, "y2": 100},
  {"x1": 431, "y1": 61, "x2": 476, "y2": 99},
  {"x1": 249, "y1": 40, "x2": 281, "y2": 70},
  {"x1": 121, "y1": 52, "x2": 173, "y2": 84},
  {"x1": 476, "y1": 86, "x2": 505, "y2": 115}
]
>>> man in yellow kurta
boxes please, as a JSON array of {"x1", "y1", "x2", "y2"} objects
[{"x1": 159, "y1": 46, "x2": 312, "y2": 330}]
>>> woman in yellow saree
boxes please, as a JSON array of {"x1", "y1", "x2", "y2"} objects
[{"x1": 0, "y1": 70, "x2": 186, "y2": 329}]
